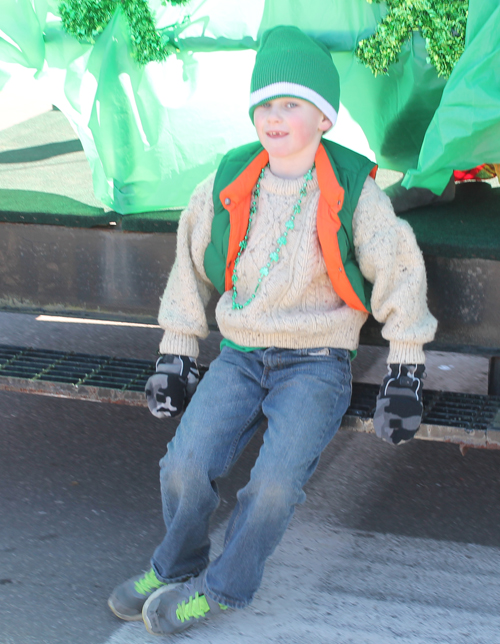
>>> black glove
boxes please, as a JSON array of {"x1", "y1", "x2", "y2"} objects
[
  {"x1": 145, "y1": 354, "x2": 200, "y2": 419},
  {"x1": 373, "y1": 364, "x2": 425, "y2": 445}
]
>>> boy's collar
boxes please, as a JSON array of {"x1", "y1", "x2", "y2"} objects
[{"x1": 220, "y1": 142, "x2": 344, "y2": 212}]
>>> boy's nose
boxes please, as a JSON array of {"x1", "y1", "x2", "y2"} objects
[{"x1": 267, "y1": 107, "x2": 282, "y2": 122}]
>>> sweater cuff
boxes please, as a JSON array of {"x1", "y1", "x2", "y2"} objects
[
  {"x1": 159, "y1": 332, "x2": 199, "y2": 359},
  {"x1": 387, "y1": 341, "x2": 426, "y2": 365}
]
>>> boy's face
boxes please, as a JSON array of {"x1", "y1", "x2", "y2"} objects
[{"x1": 253, "y1": 97, "x2": 332, "y2": 174}]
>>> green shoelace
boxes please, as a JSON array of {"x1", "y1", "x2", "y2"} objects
[
  {"x1": 231, "y1": 164, "x2": 315, "y2": 310},
  {"x1": 134, "y1": 568, "x2": 165, "y2": 595},
  {"x1": 176, "y1": 592, "x2": 228, "y2": 623}
]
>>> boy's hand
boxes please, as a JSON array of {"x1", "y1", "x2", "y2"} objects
[
  {"x1": 373, "y1": 364, "x2": 425, "y2": 445},
  {"x1": 145, "y1": 355, "x2": 200, "y2": 419}
]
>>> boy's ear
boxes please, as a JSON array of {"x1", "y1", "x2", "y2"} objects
[{"x1": 319, "y1": 114, "x2": 332, "y2": 132}]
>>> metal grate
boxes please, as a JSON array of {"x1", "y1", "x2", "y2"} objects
[
  {"x1": 0, "y1": 344, "x2": 155, "y2": 405},
  {"x1": 0, "y1": 344, "x2": 153, "y2": 390},
  {"x1": 1, "y1": 344, "x2": 500, "y2": 447},
  {"x1": 346, "y1": 383, "x2": 500, "y2": 432}
]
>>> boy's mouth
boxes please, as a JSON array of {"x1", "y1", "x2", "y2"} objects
[{"x1": 266, "y1": 131, "x2": 288, "y2": 138}]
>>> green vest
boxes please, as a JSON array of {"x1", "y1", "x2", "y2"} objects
[{"x1": 204, "y1": 139, "x2": 375, "y2": 311}]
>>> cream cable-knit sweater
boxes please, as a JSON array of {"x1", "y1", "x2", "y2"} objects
[{"x1": 158, "y1": 167, "x2": 437, "y2": 363}]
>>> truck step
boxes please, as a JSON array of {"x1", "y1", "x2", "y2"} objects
[{"x1": 1, "y1": 345, "x2": 499, "y2": 449}]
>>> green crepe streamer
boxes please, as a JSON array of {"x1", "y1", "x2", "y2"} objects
[
  {"x1": 59, "y1": 0, "x2": 190, "y2": 65},
  {"x1": 356, "y1": 0, "x2": 468, "y2": 78}
]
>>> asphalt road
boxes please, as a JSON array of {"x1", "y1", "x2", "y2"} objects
[{"x1": 1, "y1": 312, "x2": 500, "y2": 644}]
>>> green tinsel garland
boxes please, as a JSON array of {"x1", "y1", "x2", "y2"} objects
[
  {"x1": 356, "y1": 0, "x2": 468, "y2": 77},
  {"x1": 59, "y1": 0, "x2": 191, "y2": 65}
]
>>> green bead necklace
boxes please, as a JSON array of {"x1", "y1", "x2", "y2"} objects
[{"x1": 231, "y1": 164, "x2": 315, "y2": 310}]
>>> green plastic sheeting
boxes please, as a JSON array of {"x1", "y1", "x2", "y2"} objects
[
  {"x1": 0, "y1": 0, "x2": 499, "y2": 214},
  {"x1": 403, "y1": 0, "x2": 500, "y2": 194},
  {"x1": 0, "y1": 0, "x2": 46, "y2": 76}
]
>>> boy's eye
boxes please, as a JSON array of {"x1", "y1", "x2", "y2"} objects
[{"x1": 286, "y1": 101, "x2": 298, "y2": 108}]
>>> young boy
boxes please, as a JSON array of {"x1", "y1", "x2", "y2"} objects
[{"x1": 108, "y1": 26, "x2": 437, "y2": 636}]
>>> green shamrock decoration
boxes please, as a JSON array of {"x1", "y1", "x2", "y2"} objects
[
  {"x1": 356, "y1": 0, "x2": 468, "y2": 77},
  {"x1": 59, "y1": 0, "x2": 190, "y2": 65}
]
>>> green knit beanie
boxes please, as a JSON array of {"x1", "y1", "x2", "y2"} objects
[{"x1": 249, "y1": 26, "x2": 340, "y2": 128}]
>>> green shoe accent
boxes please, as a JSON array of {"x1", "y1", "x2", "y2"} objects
[
  {"x1": 176, "y1": 592, "x2": 210, "y2": 623},
  {"x1": 134, "y1": 568, "x2": 165, "y2": 595},
  {"x1": 175, "y1": 591, "x2": 228, "y2": 624}
]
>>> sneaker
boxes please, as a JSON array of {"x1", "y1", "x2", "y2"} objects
[
  {"x1": 142, "y1": 571, "x2": 228, "y2": 635},
  {"x1": 108, "y1": 568, "x2": 171, "y2": 621}
]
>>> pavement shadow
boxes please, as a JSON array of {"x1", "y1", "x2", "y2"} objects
[
  {"x1": 353, "y1": 438, "x2": 500, "y2": 548},
  {"x1": 0, "y1": 139, "x2": 83, "y2": 164}
]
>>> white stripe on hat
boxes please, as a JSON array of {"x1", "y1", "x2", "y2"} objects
[{"x1": 249, "y1": 82, "x2": 337, "y2": 127}]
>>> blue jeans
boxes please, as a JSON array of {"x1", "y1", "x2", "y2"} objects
[{"x1": 151, "y1": 346, "x2": 351, "y2": 608}]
